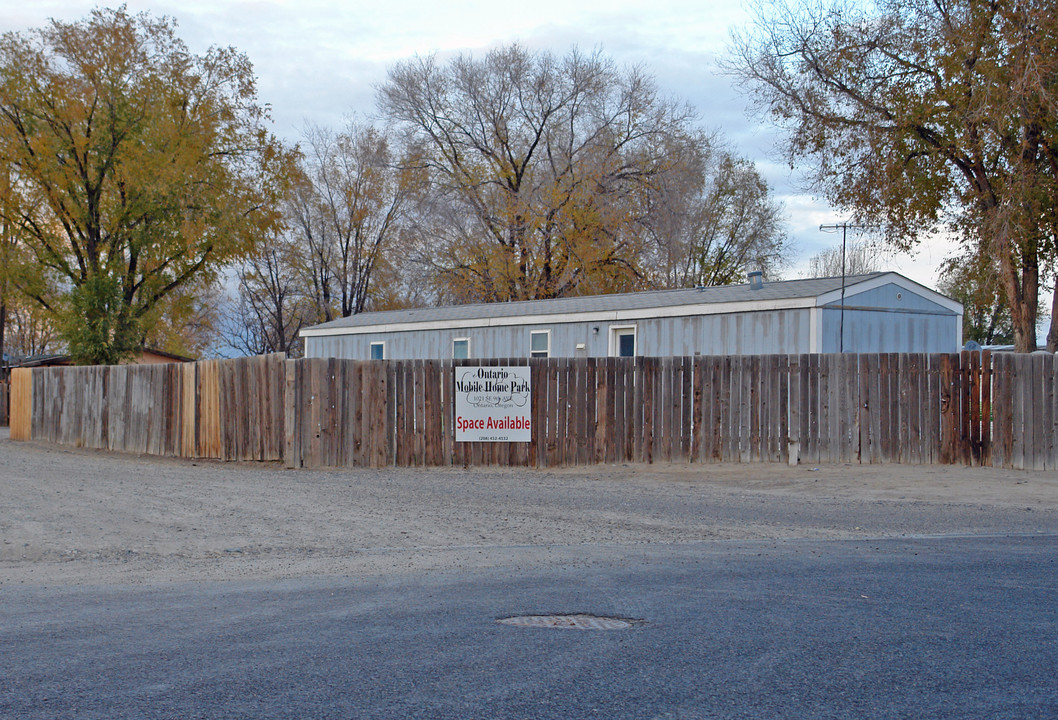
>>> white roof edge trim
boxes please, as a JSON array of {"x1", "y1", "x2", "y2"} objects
[
  {"x1": 300, "y1": 296, "x2": 817, "y2": 337},
  {"x1": 815, "y1": 272, "x2": 964, "y2": 314}
]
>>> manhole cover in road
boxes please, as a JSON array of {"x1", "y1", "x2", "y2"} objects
[{"x1": 497, "y1": 614, "x2": 636, "y2": 630}]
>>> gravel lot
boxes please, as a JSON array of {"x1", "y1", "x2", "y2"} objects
[{"x1": 2, "y1": 427, "x2": 1056, "y2": 586}]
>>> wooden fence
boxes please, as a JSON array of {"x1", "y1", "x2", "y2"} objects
[
  {"x1": 7, "y1": 351, "x2": 1058, "y2": 470},
  {"x1": 8, "y1": 355, "x2": 285, "y2": 459}
]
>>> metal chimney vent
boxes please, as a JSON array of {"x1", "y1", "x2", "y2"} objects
[{"x1": 748, "y1": 271, "x2": 764, "y2": 290}]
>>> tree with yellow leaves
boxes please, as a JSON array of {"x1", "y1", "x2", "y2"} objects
[
  {"x1": 0, "y1": 7, "x2": 292, "y2": 364},
  {"x1": 730, "y1": 0, "x2": 1058, "y2": 351}
]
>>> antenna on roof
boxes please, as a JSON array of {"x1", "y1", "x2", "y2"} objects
[{"x1": 820, "y1": 222, "x2": 875, "y2": 352}]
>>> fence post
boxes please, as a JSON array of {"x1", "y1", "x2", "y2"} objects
[
  {"x1": 283, "y1": 359, "x2": 299, "y2": 468},
  {"x1": 943, "y1": 355, "x2": 960, "y2": 465},
  {"x1": 977, "y1": 348, "x2": 986, "y2": 465}
]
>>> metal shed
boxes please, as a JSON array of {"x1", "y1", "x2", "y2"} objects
[{"x1": 301, "y1": 272, "x2": 963, "y2": 360}]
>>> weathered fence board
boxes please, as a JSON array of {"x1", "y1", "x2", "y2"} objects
[{"x1": 8, "y1": 370, "x2": 31, "y2": 439}]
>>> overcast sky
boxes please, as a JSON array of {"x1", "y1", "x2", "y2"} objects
[{"x1": 7, "y1": 0, "x2": 959, "y2": 287}]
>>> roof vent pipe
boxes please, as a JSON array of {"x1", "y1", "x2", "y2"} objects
[{"x1": 748, "y1": 271, "x2": 764, "y2": 290}]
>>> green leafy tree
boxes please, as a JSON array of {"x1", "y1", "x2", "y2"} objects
[
  {"x1": 938, "y1": 249, "x2": 1016, "y2": 346},
  {"x1": 730, "y1": 0, "x2": 1058, "y2": 351},
  {"x1": 0, "y1": 7, "x2": 292, "y2": 364},
  {"x1": 59, "y1": 274, "x2": 137, "y2": 365}
]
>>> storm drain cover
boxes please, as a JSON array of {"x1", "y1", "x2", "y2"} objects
[{"x1": 497, "y1": 614, "x2": 636, "y2": 630}]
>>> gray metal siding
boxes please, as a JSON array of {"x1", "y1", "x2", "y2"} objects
[
  {"x1": 819, "y1": 308, "x2": 958, "y2": 353},
  {"x1": 304, "y1": 309, "x2": 816, "y2": 360}
]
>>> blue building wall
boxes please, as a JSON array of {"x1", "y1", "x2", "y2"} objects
[
  {"x1": 819, "y1": 282, "x2": 959, "y2": 353},
  {"x1": 819, "y1": 308, "x2": 957, "y2": 353},
  {"x1": 304, "y1": 309, "x2": 816, "y2": 360},
  {"x1": 824, "y1": 282, "x2": 952, "y2": 314}
]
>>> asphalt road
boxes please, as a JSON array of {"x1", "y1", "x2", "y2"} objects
[{"x1": 3, "y1": 535, "x2": 1057, "y2": 719}]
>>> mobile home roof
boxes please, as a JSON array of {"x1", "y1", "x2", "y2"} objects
[{"x1": 301, "y1": 272, "x2": 959, "y2": 337}]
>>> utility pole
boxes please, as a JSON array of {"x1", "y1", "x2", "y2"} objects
[{"x1": 819, "y1": 222, "x2": 873, "y2": 352}]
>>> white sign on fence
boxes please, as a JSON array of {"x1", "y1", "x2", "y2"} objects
[{"x1": 454, "y1": 365, "x2": 531, "y2": 442}]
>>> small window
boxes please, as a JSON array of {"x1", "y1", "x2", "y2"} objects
[
  {"x1": 452, "y1": 337, "x2": 470, "y2": 359},
  {"x1": 530, "y1": 330, "x2": 550, "y2": 358},
  {"x1": 369, "y1": 341, "x2": 385, "y2": 360},
  {"x1": 610, "y1": 326, "x2": 636, "y2": 357}
]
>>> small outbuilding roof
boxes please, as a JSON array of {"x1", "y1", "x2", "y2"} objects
[
  {"x1": 6, "y1": 347, "x2": 195, "y2": 368},
  {"x1": 302, "y1": 272, "x2": 960, "y2": 337}
]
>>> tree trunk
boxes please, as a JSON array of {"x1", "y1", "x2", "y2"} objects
[
  {"x1": 999, "y1": 272, "x2": 1035, "y2": 352},
  {"x1": 993, "y1": 219, "x2": 1037, "y2": 353},
  {"x1": 0, "y1": 299, "x2": 7, "y2": 381},
  {"x1": 1047, "y1": 283, "x2": 1058, "y2": 353},
  {"x1": 1018, "y1": 256, "x2": 1039, "y2": 352}
]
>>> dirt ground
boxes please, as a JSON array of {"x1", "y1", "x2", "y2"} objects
[{"x1": 2, "y1": 427, "x2": 1056, "y2": 587}]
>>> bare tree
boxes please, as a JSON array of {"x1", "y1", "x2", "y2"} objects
[
  {"x1": 806, "y1": 242, "x2": 880, "y2": 278},
  {"x1": 0, "y1": 191, "x2": 60, "y2": 367},
  {"x1": 285, "y1": 168, "x2": 336, "y2": 323},
  {"x1": 644, "y1": 136, "x2": 789, "y2": 288},
  {"x1": 229, "y1": 232, "x2": 311, "y2": 357},
  {"x1": 380, "y1": 44, "x2": 704, "y2": 302},
  {"x1": 3, "y1": 297, "x2": 58, "y2": 361},
  {"x1": 289, "y1": 121, "x2": 418, "y2": 320},
  {"x1": 232, "y1": 120, "x2": 415, "y2": 353}
]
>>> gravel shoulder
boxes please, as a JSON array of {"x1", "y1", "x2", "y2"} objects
[{"x1": 2, "y1": 428, "x2": 1056, "y2": 587}]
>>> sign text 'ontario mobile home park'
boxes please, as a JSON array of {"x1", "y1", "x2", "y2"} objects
[{"x1": 454, "y1": 366, "x2": 531, "y2": 442}]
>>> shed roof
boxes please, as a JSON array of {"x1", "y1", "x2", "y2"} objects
[
  {"x1": 302, "y1": 272, "x2": 958, "y2": 337},
  {"x1": 6, "y1": 347, "x2": 194, "y2": 368}
]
